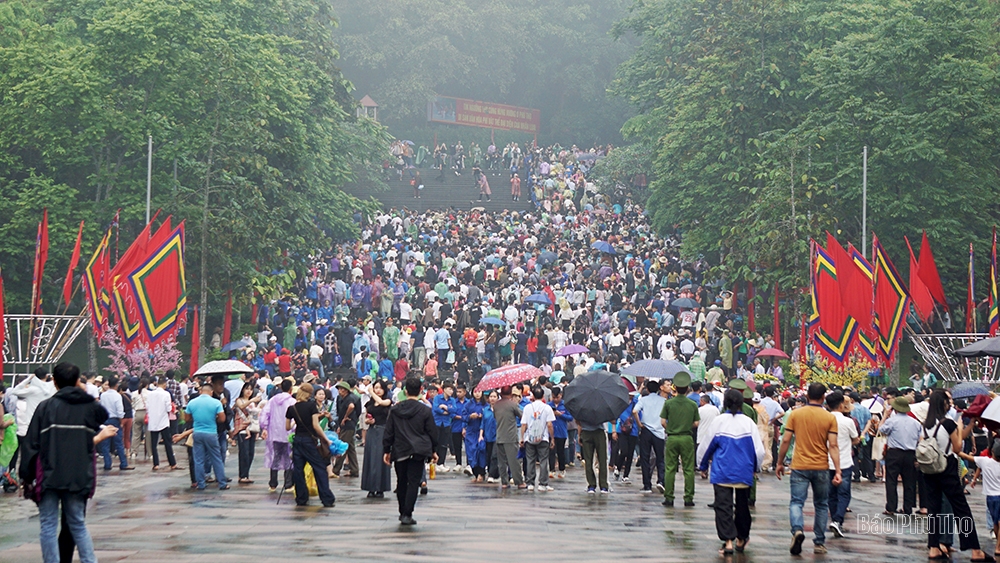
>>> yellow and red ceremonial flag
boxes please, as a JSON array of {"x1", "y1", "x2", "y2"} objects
[
  {"x1": 83, "y1": 230, "x2": 111, "y2": 338},
  {"x1": 991, "y1": 227, "x2": 998, "y2": 337},
  {"x1": 128, "y1": 221, "x2": 186, "y2": 348},
  {"x1": 873, "y1": 237, "x2": 910, "y2": 364},
  {"x1": 109, "y1": 219, "x2": 158, "y2": 348},
  {"x1": 810, "y1": 239, "x2": 857, "y2": 366}
]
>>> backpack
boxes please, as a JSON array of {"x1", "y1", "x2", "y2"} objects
[
  {"x1": 524, "y1": 406, "x2": 548, "y2": 444},
  {"x1": 916, "y1": 421, "x2": 950, "y2": 474}
]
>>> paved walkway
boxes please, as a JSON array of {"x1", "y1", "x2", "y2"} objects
[{"x1": 0, "y1": 444, "x2": 977, "y2": 562}]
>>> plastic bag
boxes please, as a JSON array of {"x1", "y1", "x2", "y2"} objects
[
  {"x1": 0, "y1": 414, "x2": 17, "y2": 467},
  {"x1": 325, "y1": 431, "x2": 348, "y2": 457},
  {"x1": 304, "y1": 463, "x2": 319, "y2": 497}
]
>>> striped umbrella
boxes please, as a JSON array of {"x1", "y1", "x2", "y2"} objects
[{"x1": 474, "y1": 363, "x2": 543, "y2": 393}]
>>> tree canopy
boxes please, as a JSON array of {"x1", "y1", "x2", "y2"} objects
[
  {"x1": 0, "y1": 0, "x2": 386, "y2": 317},
  {"x1": 614, "y1": 0, "x2": 1000, "y2": 308}
]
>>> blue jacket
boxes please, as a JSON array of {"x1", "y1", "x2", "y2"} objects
[
  {"x1": 464, "y1": 401, "x2": 484, "y2": 436},
  {"x1": 378, "y1": 359, "x2": 394, "y2": 380},
  {"x1": 482, "y1": 405, "x2": 497, "y2": 442},
  {"x1": 614, "y1": 396, "x2": 639, "y2": 436},
  {"x1": 451, "y1": 398, "x2": 469, "y2": 432},
  {"x1": 432, "y1": 395, "x2": 453, "y2": 427},
  {"x1": 696, "y1": 412, "x2": 765, "y2": 487},
  {"x1": 356, "y1": 357, "x2": 374, "y2": 380},
  {"x1": 548, "y1": 400, "x2": 573, "y2": 439}
]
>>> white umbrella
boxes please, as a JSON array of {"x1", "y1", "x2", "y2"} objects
[
  {"x1": 981, "y1": 396, "x2": 1000, "y2": 428},
  {"x1": 194, "y1": 359, "x2": 254, "y2": 377}
]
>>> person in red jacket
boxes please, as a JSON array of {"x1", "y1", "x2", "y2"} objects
[{"x1": 277, "y1": 349, "x2": 292, "y2": 377}]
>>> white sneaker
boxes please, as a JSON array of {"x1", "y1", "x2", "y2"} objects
[
  {"x1": 830, "y1": 521, "x2": 845, "y2": 538},
  {"x1": 463, "y1": 465, "x2": 473, "y2": 476},
  {"x1": 437, "y1": 465, "x2": 450, "y2": 473},
  {"x1": 621, "y1": 476, "x2": 631, "y2": 484},
  {"x1": 613, "y1": 470, "x2": 621, "y2": 481},
  {"x1": 527, "y1": 485, "x2": 535, "y2": 491},
  {"x1": 486, "y1": 477, "x2": 496, "y2": 484},
  {"x1": 542, "y1": 486, "x2": 554, "y2": 492},
  {"x1": 654, "y1": 483, "x2": 665, "y2": 494}
]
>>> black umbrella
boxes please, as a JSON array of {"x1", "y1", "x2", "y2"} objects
[
  {"x1": 670, "y1": 297, "x2": 700, "y2": 309},
  {"x1": 953, "y1": 337, "x2": 1000, "y2": 358},
  {"x1": 563, "y1": 370, "x2": 630, "y2": 428}
]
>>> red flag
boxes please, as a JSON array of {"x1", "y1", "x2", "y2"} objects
[
  {"x1": 63, "y1": 221, "x2": 84, "y2": 308},
  {"x1": 905, "y1": 236, "x2": 934, "y2": 322},
  {"x1": 747, "y1": 281, "x2": 755, "y2": 333},
  {"x1": 919, "y1": 231, "x2": 948, "y2": 309},
  {"x1": 251, "y1": 302, "x2": 258, "y2": 329},
  {"x1": 189, "y1": 305, "x2": 200, "y2": 376},
  {"x1": 773, "y1": 283, "x2": 781, "y2": 349},
  {"x1": 826, "y1": 233, "x2": 872, "y2": 329},
  {"x1": 222, "y1": 289, "x2": 233, "y2": 347},
  {"x1": 83, "y1": 230, "x2": 111, "y2": 338},
  {"x1": 30, "y1": 209, "x2": 49, "y2": 316},
  {"x1": 873, "y1": 237, "x2": 910, "y2": 363},
  {"x1": 967, "y1": 243, "x2": 976, "y2": 332}
]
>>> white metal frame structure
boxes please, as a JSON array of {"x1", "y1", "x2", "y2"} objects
[
  {"x1": 2, "y1": 313, "x2": 89, "y2": 383},
  {"x1": 908, "y1": 332, "x2": 998, "y2": 383}
]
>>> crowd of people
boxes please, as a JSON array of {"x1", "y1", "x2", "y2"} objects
[{"x1": 3, "y1": 146, "x2": 1000, "y2": 561}]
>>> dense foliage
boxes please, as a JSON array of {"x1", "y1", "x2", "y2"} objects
[
  {"x1": 0, "y1": 0, "x2": 387, "y2": 320},
  {"x1": 329, "y1": 0, "x2": 636, "y2": 146},
  {"x1": 614, "y1": 0, "x2": 1000, "y2": 308}
]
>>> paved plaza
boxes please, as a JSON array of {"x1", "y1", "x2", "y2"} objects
[{"x1": 0, "y1": 444, "x2": 973, "y2": 562}]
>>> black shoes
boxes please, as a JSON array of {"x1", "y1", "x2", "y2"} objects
[
  {"x1": 400, "y1": 515, "x2": 417, "y2": 525},
  {"x1": 684, "y1": 500, "x2": 695, "y2": 507},
  {"x1": 662, "y1": 499, "x2": 673, "y2": 507}
]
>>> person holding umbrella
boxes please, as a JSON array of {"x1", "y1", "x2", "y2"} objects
[
  {"x1": 697, "y1": 388, "x2": 766, "y2": 555},
  {"x1": 660, "y1": 372, "x2": 700, "y2": 507}
]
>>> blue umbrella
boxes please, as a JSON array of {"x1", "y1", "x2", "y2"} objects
[
  {"x1": 538, "y1": 250, "x2": 558, "y2": 266},
  {"x1": 621, "y1": 359, "x2": 690, "y2": 380},
  {"x1": 480, "y1": 317, "x2": 506, "y2": 327},
  {"x1": 591, "y1": 240, "x2": 616, "y2": 254},
  {"x1": 525, "y1": 293, "x2": 552, "y2": 306},
  {"x1": 220, "y1": 340, "x2": 251, "y2": 353},
  {"x1": 951, "y1": 381, "x2": 991, "y2": 400}
]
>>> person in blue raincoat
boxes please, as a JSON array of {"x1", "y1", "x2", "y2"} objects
[
  {"x1": 548, "y1": 387, "x2": 573, "y2": 478},
  {"x1": 464, "y1": 389, "x2": 487, "y2": 481},
  {"x1": 451, "y1": 386, "x2": 470, "y2": 471},
  {"x1": 612, "y1": 393, "x2": 640, "y2": 483},
  {"x1": 483, "y1": 391, "x2": 499, "y2": 482}
]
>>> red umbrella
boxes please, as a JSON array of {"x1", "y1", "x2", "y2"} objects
[
  {"x1": 474, "y1": 363, "x2": 543, "y2": 393},
  {"x1": 755, "y1": 348, "x2": 790, "y2": 360}
]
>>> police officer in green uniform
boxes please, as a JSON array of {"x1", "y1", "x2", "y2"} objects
[{"x1": 660, "y1": 371, "x2": 700, "y2": 507}]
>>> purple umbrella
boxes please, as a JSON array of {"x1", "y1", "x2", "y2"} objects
[{"x1": 555, "y1": 344, "x2": 589, "y2": 357}]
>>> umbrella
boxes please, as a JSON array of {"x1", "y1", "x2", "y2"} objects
[
  {"x1": 194, "y1": 359, "x2": 254, "y2": 377},
  {"x1": 953, "y1": 337, "x2": 1000, "y2": 358},
  {"x1": 679, "y1": 283, "x2": 700, "y2": 292},
  {"x1": 621, "y1": 359, "x2": 690, "y2": 380},
  {"x1": 480, "y1": 317, "x2": 506, "y2": 327},
  {"x1": 402, "y1": 140, "x2": 415, "y2": 145},
  {"x1": 474, "y1": 363, "x2": 543, "y2": 393},
  {"x1": 670, "y1": 297, "x2": 701, "y2": 310},
  {"x1": 755, "y1": 348, "x2": 790, "y2": 360},
  {"x1": 470, "y1": 206, "x2": 485, "y2": 212},
  {"x1": 538, "y1": 251, "x2": 558, "y2": 266},
  {"x1": 555, "y1": 344, "x2": 589, "y2": 357},
  {"x1": 951, "y1": 381, "x2": 991, "y2": 400},
  {"x1": 590, "y1": 241, "x2": 616, "y2": 254},
  {"x1": 563, "y1": 370, "x2": 630, "y2": 427},
  {"x1": 524, "y1": 293, "x2": 552, "y2": 306},
  {"x1": 220, "y1": 340, "x2": 251, "y2": 353},
  {"x1": 979, "y1": 396, "x2": 1000, "y2": 432}
]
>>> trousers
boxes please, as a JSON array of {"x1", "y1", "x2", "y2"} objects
[
  {"x1": 579, "y1": 429, "x2": 608, "y2": 489},
  {"x1": 713, "y1": 485, "x2": 752, "y2": 541},
  {"x1": 495, "y1": 442, "x2": 523, "y2": 486},
  {"x1": 395, "y1": 457, "x2": 424, "y2": 517},
  {"x1": 884, "y1": 448, "x2": 917, "y2": 513},
  {"x1": 524, "y1": 440, "x2": 550, "y2": 487},
  {"x1": 638, "y1": 427, "x2": 665, "y2": 490},
  {"x1": 663, "y1": 435, "x2": 695, "y2": 502}
]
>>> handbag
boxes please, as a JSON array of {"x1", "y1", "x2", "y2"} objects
[{"x1": 292, "y1": 403, "x2": 330, "y2": 463}]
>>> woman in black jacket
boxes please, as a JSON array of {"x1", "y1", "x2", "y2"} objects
[{"x1": 383, "y1": 377, "x2": 439, "y2": 525}]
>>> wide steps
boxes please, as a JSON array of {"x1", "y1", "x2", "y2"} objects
[{"x1": 345, "y1": 168, "x2": 534, "y2": 214}]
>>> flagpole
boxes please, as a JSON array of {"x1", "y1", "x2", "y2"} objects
[
  {"x1": 146, "y1": 135, "x2": 153, "y2": 224},
  {"x1": 862, "y1": 146, "x2": 868, "y2": 252}
]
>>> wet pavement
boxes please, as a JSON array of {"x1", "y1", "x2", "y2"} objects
[{"x1": 0, "y1": 444, "x2": 982, "y2": 562}]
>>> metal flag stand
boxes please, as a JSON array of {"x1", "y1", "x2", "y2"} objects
[
  {"x1": 907, "y1": 329, "x2": 999, "y2": 384},
  {"x1": 2, "y1": 313, "x2": 89, "y2": 385}
]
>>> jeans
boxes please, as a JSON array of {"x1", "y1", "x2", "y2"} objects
[
  {"x1": 395, "y1": 457, "x2": 424, "y2": 517},
  {"x1": 98, "y1": 418, "x2": 129, "y2": 469},
  {"x1": 149, "y1": 427, "x2": 176, "y2": 467},
  {"x1": 638, "y1": 427, "x2": 665, "y2": 489},
  {"x1": 192, "y1": 432, "x2": 227, "y2": 489},
  {"x1": 237, "y1": 431, "x2": 257, "y2": 479},
  {"x1": 39, "y1": 490, "x2": 95, "y2": 563},
  {"x1": 789, "y1": 469, "x2": 830, "y2": 545},
  {"x1": 524, "y1": 440, "x2": 550, "y2": 487},
  {"x1": 291, "y1": 439, "x2": 335, "y2": 506},
  {"x1": 828, "y1": 467, "x2": 853, "y2": 524}
]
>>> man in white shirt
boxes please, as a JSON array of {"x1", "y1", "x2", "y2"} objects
[
  {"x1": 520, "y1": 387, "x2": 556, "y2": 492},
  {"x1": 633, "y1": 380, "x2": 668, "y2": 493},
  {"x1": 146, "y1": 376, "x2": 178, "y2": 469},
  {"x1": 827, "y1": 391, "x2": 860, "y2": 538},
  {"x1": 696, "y1": 395, "x2": 720, "y2": 447}
]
